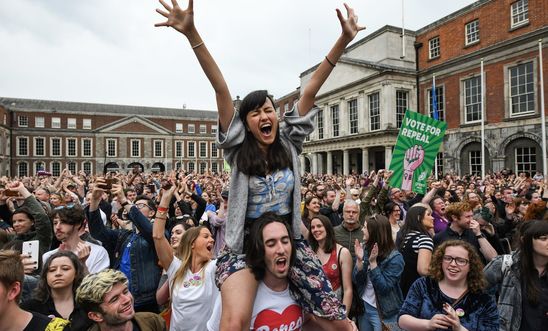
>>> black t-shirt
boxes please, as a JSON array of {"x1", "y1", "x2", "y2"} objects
[
  {"x1": 23, "y1": 312, "x2": 51, "y2": 331},
  {"x1": 520, "y1": 273, "x2": 548, "y2": 331}
]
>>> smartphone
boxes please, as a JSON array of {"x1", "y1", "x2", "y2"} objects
[
  {"x1": 22, "y1": 240, "x2": 39, "y2": 269},
  {"x1": 4, "y1": 190, "x2": 20, "y2": 197},
  {"x1": 98, "y1": 178, "x2": 116, "y2": 190}
]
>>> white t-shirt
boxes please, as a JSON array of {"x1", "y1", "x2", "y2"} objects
[
  {"x1": 167, "y1": 257, "x2": 219, "y2": 331},
  {"x1": 42, "y1": 241, "x2": 110, "y2": 274},
  {"x1": 207, "y1": 281, "x2": 303, "y2": 331}
]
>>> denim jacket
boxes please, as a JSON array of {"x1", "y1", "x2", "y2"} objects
[
  {"x1": 484, "y1": 251, "x2": 521, "y2": 331},
  {"x1": 353, "y1": 249, "x2": 405, "y2": 319},
  {"x1": 87, "y1": 206, "x2": 162, "y2": 307}
]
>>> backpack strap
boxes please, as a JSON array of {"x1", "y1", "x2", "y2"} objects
[{"x1": 501, "y1": 254, "x2": 512, "y2": 275}]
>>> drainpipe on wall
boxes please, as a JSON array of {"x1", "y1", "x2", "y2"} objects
[{"x1": 414, "y1": 42, "x2": 423, "y2": 113}]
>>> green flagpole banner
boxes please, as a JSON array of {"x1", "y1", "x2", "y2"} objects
[{"x1": 388, "y1": 110, "x2": 447, "y2": 194}]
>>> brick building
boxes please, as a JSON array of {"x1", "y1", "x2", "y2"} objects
[
  {"x1": 416, "y1": 0, "x2": 548, "y2": 175},
  {"x1": 0, "y1": 98, "x2": 224, "y2": 177}
]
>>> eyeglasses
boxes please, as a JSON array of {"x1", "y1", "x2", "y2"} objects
[
  {"x1": 442, "y1": 255, "x2": 469, "y2": 266},
  {"x1": 135, "y1": 203, "x2": 149, "y2": 210}
]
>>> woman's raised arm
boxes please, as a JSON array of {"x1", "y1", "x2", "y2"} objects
[{"x1": 155, "y1": 0, "x2": 234, "y2": 132}]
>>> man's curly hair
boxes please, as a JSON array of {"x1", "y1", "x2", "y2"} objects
[
  {"x1": 445, "y1": 201, "x2": 472, "y2": 221},
  {"x1": 429, "y1": 240, "x2": 486, "y2": 293}
]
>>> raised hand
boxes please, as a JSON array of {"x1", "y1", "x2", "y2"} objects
[
  {"x1": 336, "y1": 3, "x2": 366, "y2": 42},
  {"x1": 155, "y1": 0, "x2": 195, "y2": 37},
  {"x1": 354, "y1": 239, "x2": 364, "y2": 261}
]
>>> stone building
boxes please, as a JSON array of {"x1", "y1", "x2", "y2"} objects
[
  {"x1": 299, "y1": 25, "x2": 417, "y2": 174},
  {"x1": 0, "y1": 98, "x2": 223, "y2": 177}
]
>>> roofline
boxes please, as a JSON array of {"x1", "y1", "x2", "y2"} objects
[{"x1": 416, "y1": 0, "x2": 492, "y2": 34}]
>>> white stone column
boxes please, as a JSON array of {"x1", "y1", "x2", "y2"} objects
[
  {"x1": 299, "y1": 155, "x2": 305, "y2": 175},
  {"x1": 385, "y1": 146, "x2": 393, "y2": 169},
  {"x1": 324, "y1": 104, "x2": 332, "y2": 138},
  {"x1": 358, "y1": 91, "x2": 367, "y2": 133},
  {"x1": 327, "y1": 151, "x2": 333, "y2": 175},
  {"x1": 311, "y1": 153, "x2": 318, "y2": 175},
  {"x1": 343, "y1": 150, "x2": 349, "y2": 175},
  {"x1": 339, "y1": 98, "x2": 347, "y2": 136},
  {"x1": 362, "y1": 148, "x2": 369, "y2": 174},
  {"x1": 317, "y1": 153, "x2": 324, "y2": 174}
]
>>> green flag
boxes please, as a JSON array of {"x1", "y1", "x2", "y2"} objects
[{"x1": 388, "y1": 110, "x2": 447, "y2": 194}]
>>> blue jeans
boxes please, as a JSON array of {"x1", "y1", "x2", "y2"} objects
[{"x1": 359, "y1": 301, "x2": 398, "y2": 331}]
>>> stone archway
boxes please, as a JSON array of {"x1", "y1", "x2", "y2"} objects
[
  {"x1": 104, "y1": 162, "x2": 119, "y2": 174},
  {"x1": 151, "y1": 162, "x2": 165, "y2": 172}
]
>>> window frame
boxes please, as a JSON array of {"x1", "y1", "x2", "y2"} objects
[
  {"x1": 508, "y1": 61, "x2": 535, "y2": 117},
  {"x1": 18, "y1": 115, "x2": 28, "y2": 127},
  {"x1": 106, "y1": 138, "x2": 117, "y2": 157},
  {"x1": 348, "y1": 99, "x2": 358, "y2": 134},
  {"x1": 330, "y1": 104, "x2": 340, "y2": 137},
  {"x1": 33, "y1": 137, "x2": 45, "y2": 157},
  {"x1": 369, "y1": 92, "x2": 381, "y2": 131},
  {"x1": 317, "y1": 109, "x2": 324, "y2": 139},
  {"x1": 82, "y1": 138, "x2": 93, "y2": 157},
  {"x1": 66, "y1": 138, "x2": 77, "y2": 157},
  {"x1": 511, "y1": 0, "x2": 529, "y2": 28},
  {"x1": 51, "y1": 117, "x2": 61, "y2": 129},
  {"x1": 83, "y1": 118, "x2": 92, "y2": 130},
  {"x1": 67, "y1": 118, "x2": 77, "y2": 129},
  {"x1": 429, "y1": 36, "x2": 440, "y2": 59},
  {"x1": 396, "y1": 90, "x2": 408, "y2": 128},
  {"x1": 465, "y1": 19, "x2": 480, "y2": 45},
  {"x1": 175, "y1": 141, "x2": 184, "y2": 158},
  {"x1": 35, "y1": 117, "x2": 45, "y2": 128},
  {"x1": 463, "y1": 75, "x2": 482, "y2": 124},
  {"x1": 130, "y1": 139, "x2": 141, "y2": 158},
  {"x1": 153, "y1": 140, "x2": 164, "y2": 158},
  {"x1": 188, "y1": 124, "x2": 195, "y2": 134},
  {"x1": 17, "y1": 137, "x2": 29, "y2": 156},
  {"x1": 187, "y1": 141, "x2": 195, "y2": 158},
  {"x1": 199, "y1": 141, "x2": 208, "y2": 158},
  {"x1": 50, "y1": 137, "x2": 62, "y2": 156}
]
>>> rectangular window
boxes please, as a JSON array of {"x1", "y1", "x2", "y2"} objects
[
  {"x1": 67, "y1": 138, "x2": 77, "y2": 157},
  {"x1": 82, "y1": 139, "x2": 92, "y2": 157},
  {"x1": 396, "y1": 91, "x2": 408, "y2": 128},
  {"x1": 131, "y1": 140, "x2": 141, "y2": 157},
  {"x1": 429, "y1": 36, "x2": 440, "y2": 59},
  {"x1": 200, "y1": 124, "x2": 207, "y2": 134},
  {"x1": 199, "y1": 142, "x2": 207, "y2": 158},
  {"x1": 52, "y1": 117, "x2": 61, "y2": 129},
  {"x1": 317, "y1": 109, "x2": 324, "y2": 139},
  {"x1": 511, "y1": 0, "x2": 528, "y2": 27},
  {"x1": 369, "y1": 93, "x2": 380, "y2": 131},
  {"x1": 188, "y1": 161, "x2": 195, "y2": 173},
  {"x1": 154, "y1": 140, "x2": 164, "y2": 157},
  {"x1": 176, "y1": 123, "x2": 183, "y2": 133},
  {"x1": 330, "y1": 105, "x2": 339, "y2": 137},
  {"x1": 211, "y1": 162, "x2": 218, "y2": 173},
  {"x1": 18, "y1": 162, "x2": 28, "y2": 177},
  {"x1": 67, "y1": 118, "x2": 77, "y2": 129},
  {"x1": 106, "y1": 139, "x2": 117, "y2": 157},
  {"x1": 35, "y1": 162, "x2": 45, "y2": 174},
  {"x1": 509, "y1": 62, "x2": 534, "y2": 115},
  {"x1": 83, "y1": 119, "x2": 92, "y2": 130},
  {"x1": 188, "y1": 124, "x2": 195, "y2": 134},
  {"x1": 51, "y1": 162, "x2": 61, "y2": 177},
  {"x1": 67, "y1": 162, "x2": 77, "y2": 174},
  {"x1": 428, "y1": 86, "x2": 445, "y2": 121},
  {"x1": 348, "y1": 99, "x2": 358, "y2": 134},
  {"x1": 469, "y1": 150, "x2": 482, "y2": 175},
  {"x1": 175, "y1": 141, "x2": 183, "y2": 158},
  {"x1": 82, "y1": 161, "x2": 92, "y2": 175},
  {"x1": 515, "y1": 146, "x2": 536, "y2": 176},
  {"x1": 187, "y1": 141, "x2": 195, "y2": 157},
  {"x1": 465, "y1": 20, "x2": 479, "y2": 45},
  {"x1": 35, "y1": 117, "x2": 45, "y2": 128},
  {"x1": 34, "y1": 137, "x2": 45, "y2": 156},
  {"x1": 211, "y1": 142, "x2": 218, "y2": 158},
  {"x1": 464, "y1": 76, "x2": 482, "y2": 123},
  {"x1": 199, "y1": 162, "x2": 207, "y2": 174},
  {"x1": 17, "y1": 137, "x2": 28, "y2": 156},
  {"x1": 51, "y1": 138, "x2": 61, "y2": 156},
  {"x1": 211, "y1": 125, "x2": 218, "y2": 135},
  {"x1": 18, "y1": 116, "x2": 28, "y2": 127}
]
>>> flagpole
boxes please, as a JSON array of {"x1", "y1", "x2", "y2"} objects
[
  {"x1": 481, "y1": 59, "x2": 485, "y2": 179},
  {"x1": 433, "y1": 74, "x2": 438, "y2": 179},
  {"x1": 401, "y1": 0, "x2": 405, "y2": 59},
  {"x1": 539, "y1": 39, "x2": 547, "y2": 179}
]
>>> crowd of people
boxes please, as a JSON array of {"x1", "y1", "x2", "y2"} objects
[{"x1": 1, "y1": 1, "x2": 547, "y2": 331}]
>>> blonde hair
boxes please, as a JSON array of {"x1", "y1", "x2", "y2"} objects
[
  {"x1": 171, "y1": 226, "x2": 211, "y2": 293},
  {"x1": 76, "y1": 269, "x2": 128, "y2": 313}
]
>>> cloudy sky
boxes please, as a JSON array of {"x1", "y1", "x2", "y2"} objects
[{"x1": 1, "y1": 0, "x2": 476, "y2": 111}]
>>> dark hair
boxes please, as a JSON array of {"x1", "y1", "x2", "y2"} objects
[
  {"x1": 246, "y1": 212, "x2": 296, "y2": 281},
  {"x1": 308, "y1": 215, "x2": 336, "y2": 254},
  {"x1": 236, "y1": 90, "x2": 291, "y2": 176},
  {"x1": 365, "y1": 214, "x2": 395, "y2": 260},
  {"x1": 302, "y1": 196, "x2": 321, "y2": 223},
  {"x1": 134, "y1": 195, "x2": 157, "y2": 212},
  {"x1": 518, "y1": 220, "x2": 548, "y2": 304},
  {"x1": 398, "y1": 205, "x2": 431, "y2": 249},
  {"x1": 383, "y1": 201, "x2": 400, "y2": 217},
  {"x1": 33, "y1": 251, "x2": 86, "y2": 303},
  {"x1": 50, "y1": 204, "x2": 85, "y2": 226},
  {"x1": 11, "y1": 207, "x2": 36, "y2": 229},
  {"x1": 428, "y1": 196, "x2": 444, "y2": 211}
]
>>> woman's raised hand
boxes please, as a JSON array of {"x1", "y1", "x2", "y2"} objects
[
  {"x1": 155, "y1": 0, "x2": 195, "y2": 37},
  {"x1": 336, "y1": 3, "x2": 365, "y2": 42}
]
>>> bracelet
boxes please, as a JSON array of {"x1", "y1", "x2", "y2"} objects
[
  {"x1": 325, "y1": 56, "x2": 336, "y2": 67},
  {"x1": 476, "y1": 233, "x2": 485, "y2": 239},
  {"x1": 157, "y1": 206, "x2": 168, "y2": 213},
  {"x1": 191, "y1": 41, "x2": 204, "y2": 49}
]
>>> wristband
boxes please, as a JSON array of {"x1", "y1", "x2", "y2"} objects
[
  {"x1": 157, "y1": 206, "x2": 168, "y2": 213},
  {"x1": 476, "y1": 233, "x2": 485, "y2": 239}
]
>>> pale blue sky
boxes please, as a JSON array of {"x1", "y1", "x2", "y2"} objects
[{"x1": 0, "y1": 0, "x2": 476, "y2": 111}]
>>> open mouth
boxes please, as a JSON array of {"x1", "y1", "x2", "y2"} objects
[
  {"x1": 275, "y1": 257, "x2": 288, "y2": 272},
  {"x1": 447, "y1": 268, "x2": 460, "y2": 276},
  {"x1": 120, "y1": 305, "x2": 132, "y2": 314},
  {"x1": 206, "y1": 243, "x2": 213, "y2": 252},
  {"x1": 260, "y1": 123, "x2": 272, "y2": 135}
]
